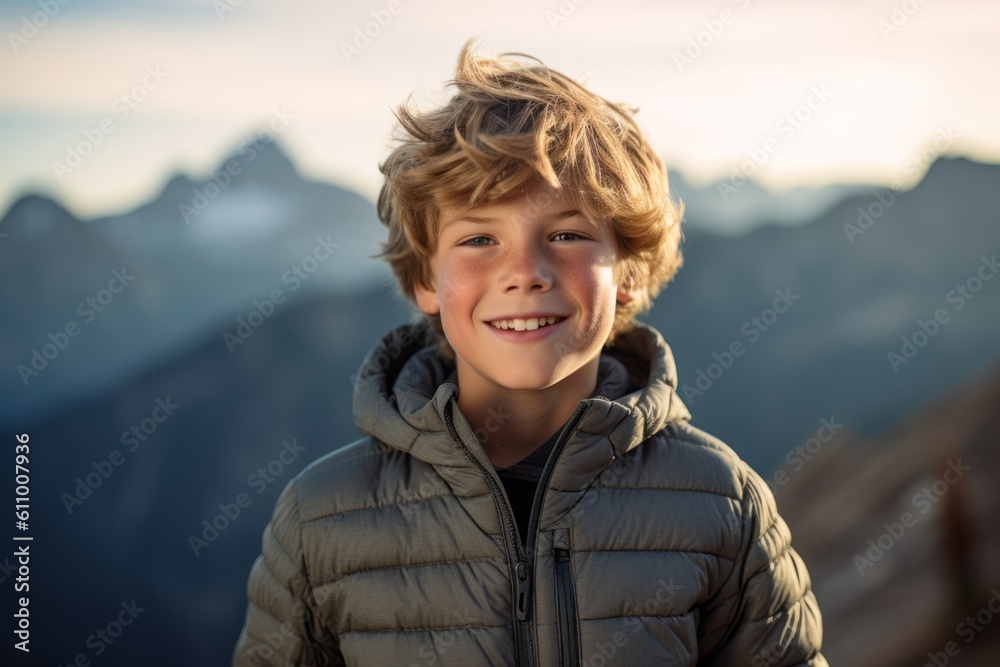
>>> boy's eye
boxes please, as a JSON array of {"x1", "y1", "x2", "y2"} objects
[
  {"x1": 458, "y1": 236, "x2": 494, "y2": 246},
  {"x1": 458, "y1": 232, "x2": 587, "y2": 246}
]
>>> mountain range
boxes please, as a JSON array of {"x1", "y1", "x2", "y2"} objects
[{"x1": 1, "y1": 137, "x2": 998, "y2": 664}]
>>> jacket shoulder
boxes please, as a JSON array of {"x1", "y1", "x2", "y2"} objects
[
  {"x1": 648, "y1": 421, "x2": 758, "y2": 502},
  {"x1": 655, "y1": 421, "x2": 795, "y2": 570},
  {"x1": 661, "y1": 423, "x2": 826, "y2": 663},
  {"x1": 288, "y1": 436, "x2": 406, "y2": 524}
]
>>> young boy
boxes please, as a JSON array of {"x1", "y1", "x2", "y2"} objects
[{"x1": 233, "y1": 37, "x2": 826, "y2": 666}]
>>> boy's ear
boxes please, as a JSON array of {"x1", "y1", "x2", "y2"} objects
[
  {"x1": 615, "y1": 264, "x2": 637, "y2": 305},
  {"x1": 414, "y1": 278, "x2": 440, "y2": 315}
]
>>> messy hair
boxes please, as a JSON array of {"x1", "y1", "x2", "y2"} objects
[{"x1": 374, "y1": 36, "x2": 684, "y2": 361}]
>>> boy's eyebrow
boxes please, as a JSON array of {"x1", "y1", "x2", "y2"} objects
[{"x1": 442, "y1": 208, "x2": 584, "y2": 229}]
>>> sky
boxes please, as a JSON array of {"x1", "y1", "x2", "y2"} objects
[{"x1": 1, "y1": 0, "x2": 999, "y2": 220}]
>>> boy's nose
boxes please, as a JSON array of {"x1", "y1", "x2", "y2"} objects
[{"x1": 502, "y1": 244, "x2": 553, "y2": 293}]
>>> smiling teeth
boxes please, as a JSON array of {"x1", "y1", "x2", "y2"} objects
[{"x1": 489, "y1": 316, "x2": 561, "y2": 330}]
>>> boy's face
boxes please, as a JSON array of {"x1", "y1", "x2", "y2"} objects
[{"x1": 414, "y1": 181, "x2": 634, "y2": 393}]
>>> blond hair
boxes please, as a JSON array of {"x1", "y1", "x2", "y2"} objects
[{"x1": 375, "y1": 36, "x2": 684, "y2": 360}]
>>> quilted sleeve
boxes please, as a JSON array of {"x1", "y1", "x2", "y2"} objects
[
  {"x1": 699, "y1": 464, "x2": 827, "y2": 667},
  {"x1": 233, "y1": 478, "x2": 343, "y2": 667}
]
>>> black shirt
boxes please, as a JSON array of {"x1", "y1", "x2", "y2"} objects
[
  {"x1": 494, "y1": 428, "x2": 561, "y2": 549},
  {"x1": 490, "y1": 354, "x2": 641, "y2": 548}
]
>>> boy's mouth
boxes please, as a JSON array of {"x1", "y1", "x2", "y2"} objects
[{"x1": 485, "y1": 315, "x2": 566, "y2": 331}]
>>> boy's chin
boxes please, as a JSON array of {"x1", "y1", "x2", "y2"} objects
[
  {"x1": 491, "y1": 373, "x2": 560, "y2": 392},
  {"x1": 482, "y1": 364, "x2": 580, "y2": 392}
]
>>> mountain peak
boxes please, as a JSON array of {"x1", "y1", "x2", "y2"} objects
[
  {"x1": 0, "y1": 193, "x2": 79, "y2": 236},
  {"x1": 216, "y1": 135, "x2": 302, "y2": 186},
  {"x1": 921, "y1": 155, "x2": 994, "y2": 184},
  {"x1": 160, "y1": 173, "x2": 196, "y2": 201}
]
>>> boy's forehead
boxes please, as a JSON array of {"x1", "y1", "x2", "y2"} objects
[{"x1": 438, "y1": 182, "x2": 582, "y2": 228}]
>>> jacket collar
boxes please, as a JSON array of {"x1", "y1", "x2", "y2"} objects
[{"x1": 352, "y1": 317, "x2": 691, "y2": 479}]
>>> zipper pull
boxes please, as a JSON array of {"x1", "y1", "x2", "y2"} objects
[
  {"x1": 554, "y1": 547, "x2": 569, "y2": 562},
  {"x1": 515, "y1": 560, "x2": 532, "y2": 621}
]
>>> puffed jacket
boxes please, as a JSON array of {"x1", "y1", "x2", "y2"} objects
[{"x1": 233, "y1": 318, "x2": 827, "y2": 666}]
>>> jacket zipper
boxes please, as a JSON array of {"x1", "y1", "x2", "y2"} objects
[
  {"x1": 444, "y1": 403, "x2": 531, "y2": 666},
  {"x1": 444, "y1": 400, "x2": 588, "y2": 667},
  {"x1": 554, "y1": 547, "x2": 580, "y2": 667},
  {"x1": 519, "y1": 403, "x2": 588, "y2": 663}
]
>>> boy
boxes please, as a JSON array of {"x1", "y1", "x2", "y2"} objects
[{"x1": 233, "y1": 37, "x2": 826, "y2": 666}]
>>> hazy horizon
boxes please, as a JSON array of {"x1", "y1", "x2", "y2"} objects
[{"x1": 3, "y1": 0, "x2": 999, "y2": 222}]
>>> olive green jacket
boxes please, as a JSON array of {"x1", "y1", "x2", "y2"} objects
[{"x1": 233, "y1": 319, "x2": 827, "y2": 666}]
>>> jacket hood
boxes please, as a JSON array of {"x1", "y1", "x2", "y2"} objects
[{"x1": 352, "y1": 318, "x2": 691, "y2": 476}]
